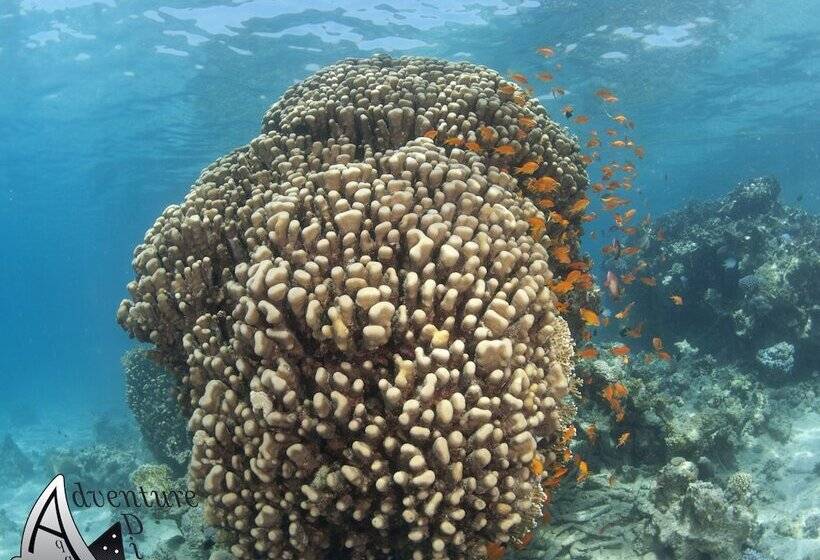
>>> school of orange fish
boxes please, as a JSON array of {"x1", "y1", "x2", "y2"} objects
[{"x1": 479, "y1": 45, "x2": 689, "y2": 559}]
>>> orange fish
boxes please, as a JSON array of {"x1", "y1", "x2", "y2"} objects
[
  {"x1": 552, "y1": 280, "x2": 574, "y2": 295},
  {"x1": 465, "y1": 141, "x2": 482, "y2": 152},
  {"x1": 513, "y1": 93, "x2": 528, "y2": 106},
  {"x1": 601, "y1": 195, "x2": 629, "y2": 210},
  {"x1": 568, "y1": 260, "x2": 590, "y2": 271},
  {"x1": 537, "y1": 46, "x2": 556, "y2": 57},
  {"x1": 537, "y1": 197, "x2": 556, "y2": 209},
  {"x1": 610, "y1": 140, "x2": 626, "y2": 148},
  {"x1": 569, "y1": 198, "x2": 590, "y2": 214},
  {"x1": 614, "y1": 301, "x2": 635, "y2": 320},
  {"x1": 551, "y1": 245, "x2": 571, "y2": 264},
  {"x1": 528, "y1": 217, "x2": 546, "y2": 238},
  {"x1": 580, "y1": 154, "x2": 594, "y2": 165},
  {"x1": 574, "y1": 115, "x2": 589, "y2": 124},
  {"x1": 518, "y1": 116, "x2": 536, "y2": 129},
  {"x1": 581, "y1": 212, "x2": 597, "y2": 222},
  {"x1": 479, "y1": 126, "x2": 495, "y2": 142},
  {"x1": 656, "y1": 227, "x2": 666, "y2": 241},
  {"x1": 616, "y1": 432, "x2": 631, "y2": 448},
  {"x1": 510, "y1": 73, "x2": 529, "y2": 84},
  {"x1": 640, "y1": 276, "x2": 656, "y2": 286},
  {"x1": 601, "y1": 165, "x2": 614, "y2": 179},
  {"x1": 576, "y1": 460, "x2": 589, "y2": 483},
  {"x1": 531, "y1": 457, "x2": 544, "y2": 476},
  {"x1": 565, "y1": 270, "x2": 582, "y2": 283},
  {"x1": 515, "y1": 161, "x2": 540, "y2": 175},
  {"x1": 579, "y1": 308, "x2": 600, "y2": 327},
  {"x1": 612, "y1": 114, "x2": 634, "y2": 128},
  {"x1": 561, "y1": 425, "x2": 576, "y2": 444},
  {"x1": 537, "y1": 72, "x2": 554, "y2": 81},
  {"x1": 423, "y1": 129, "x2": 438, "y2": 139},
  {"x1": 498, "y1": 83, "x2": 516, "y2": 95},
  {"x1": 515, "y1": 128, "x2": 529, "y2": 141},
  {"x1": 605, "y1": 128, "x2": 618, "y2": 137},
  {"x1": 620, "y1": 273, "x2": 635, "y2": 285},
  {"x1": 585, "y1": 423, "x2": 598, "y2": 444},
  {"x1": 515, "y1": 532, "x2": 534, "y2": 550},
  {"x1": 623, "y1": 208, "x2": 637, "y2": 222},
  {"x1": 670, "y1": 295, "x2": 684, "y2": 305},
  {"x1": 596, "y1": 88, "x2": 619, "y2": 103},
  {"x1": 652, "y1": 337, "x2": 664, "y2": 352},
  {"x1": 622, "y1": 163, "x2": 636, "y2": 174},
  {"x1": 634, "y1": 146, "x2": 645, "y2": 159},
  {"x1": 657, "y1": 351, "x2": 672, "y2": 361},
  {"x1": 444, "y1": 136, "x2": 463, "y2": 146},
  {"x1": 609, "y1": 344, "x2": 630, "y2": 357},
  {"x1": 486, "y1": 542, "x2": 506, "y2": 560},
  {"x1": 495, "y1": 144, "x2": 516, "y2": 155},
  {"x1": 621, "y1": 246, "x2": 641, "y2": 256},
  {"x1": 549, "y1": 211, "x2": 569, "y2": 227},
  {"x1": 587, "y1": 136, "x2": 601, "y2": 148},
  {"x1": 577, "y1": 346, "x2": 599, "y2": 360}
]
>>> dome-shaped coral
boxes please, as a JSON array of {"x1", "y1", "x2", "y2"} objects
[{"x1": 118, "y1": 56, "x2": 587, "y2": 560}]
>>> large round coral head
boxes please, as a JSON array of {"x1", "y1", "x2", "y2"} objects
[{"x1": 118, "y1": 55, "x2": 586, "y2": 560}]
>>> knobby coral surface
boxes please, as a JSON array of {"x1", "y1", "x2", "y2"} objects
[{"x1": 118, "y1": 56, "x2": 588, "y2": 560}]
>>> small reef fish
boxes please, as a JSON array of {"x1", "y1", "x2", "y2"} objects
[
  {"x1": 537, "y1": 46, "x2": 556, "y2": 57},
  {"x1": 465, "y1": 141, "x2": 482, "y2": 152},
  {"x1": 576, "y1": 460, "x2": 589, "y2": 483},
  {"x1": 640, "y1": 276, "x2": 657, "y2": 286},
  {"x1": 551, "y1": 244, "x2": 571, "y2": 263},
  {"x1": 444, "y1": 137, "x2": 463, "y2": 146},
  {"x1": 587, "y1": 136, "x2": 601, "y2": 148},
  {"x1": 515, "y1": 531, "x2": 534, "y2": 550},
  {"x1": 423, "y1": 129, "x2": 438, "y2": 139},
  {"x1": 575, "y1": 115, "x2": 589, "y2": 124},
  {"x1": 612, "y1": 114, "x2": 634, "y2": 128},
  {"x1": 495, "y1": 144, "x2": 517, "y2": 155},
  {"x1": 615, "y1": 301, "x2": 635, "y2": 320},
  {"x1": 652, "y1": 337, "x2": 664, "y2": 351},
  {"x1": 578, "y1": 346, "x2": 599, "y2": 359},
  {"x1": 585, "y1": 423, "x2": 598, "y2": 444},
  {"x1": 602, "y1": 239, "x2": 622, "y2": 258},
  {"x1": 531, "y1": 457, "x2": 544, "y2": 476},
  {"x1": 605, "y1": 270, "x2": 620, "y2": 299},
  {"x1": 552, "y1": 280, "x2": 574, "y2": 295},
  {"x1": 528, "y1": 217, "x2": 546, "y2": 238},
  {"x1": 616, "y1": 432, "x2": 631, "y2": 448},
  {"x1": 510, "y1": 73, "x2": 529, "y2": 84},
  {"x1": 580, "y1": 308, "x2": 600, "y2": 326},
  {"x1": 609, "y1": 344, "x2": 630, "y2": 357},
  {"x1": 596, "y1": 88, "x2": 619, "y2": 102},
  {"x1": 530, "y1": 176, "x2": 560, "y2": 192},
  {"x1": 518, "y1": 116, "x2": 536, "y2": 129},
  {"x1": 498, "y1": 83, "x2": 516, "y2": 95},
  {"x1": 602, "y1": 382, "x2": 628, "y2": 421},
  {"x1": 610, "y1": 140, "x2": 626, "y2": 148},
  {"x1": 515, "y1": 161, "x2": 540, "y2": 174},
  {"x1": 569, "y1": 198, "x2": 590, "y2": 214},
  {"x1": 561, "y1": 425, "x2": 576, "y2": 444},
  {"x1": 538, "y1": 72, "x2": 554, "y2": 81},
  {"x1": 563, "y1": 105, "x2": 574, "y2": 118},
  {"x1": 537, "y1": 197, "x2": 556, "y2": 209},
  {"x1": 601, "y1": 195, "x2": 629, "y2": 210},
  {"x1": 623, "y1": 322, "x2": 643, "y2": 338},
  {"x1": 621, "y1": 246, "x2": 641, "y2": 256},
  {"x1": 486, "y1": 542, "x2": 506, "y2": 560},
  {"x1": 479, "y1": 127, "x2": 495, "y2": 142},
  {"x1": 670, "y1": 295, "x2": 684, "y2": 305}
]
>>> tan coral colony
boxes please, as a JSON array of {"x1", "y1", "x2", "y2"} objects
[{"x1": 118, "y1": 56, "x2": 587, "y2": 560}]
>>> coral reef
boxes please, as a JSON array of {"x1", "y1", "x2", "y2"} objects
[
  {"x1": 118, "y1": 56, "x2": 590, "y2": 559},
  {"x1": 632, "y1": 176, "x2": 819, "y2": 375},
  {"x1": 123, "y1": 347, "x2": 191, "y2": 473},
  {"x1": 755, "y1": 342, "x2": 795, "y2": 376},
  {"x1": 47, "y1": 443, "x2": 142, "y2": 490},
  {"x1": 0, "y1": 434, "x2": 33, "y2": 485},
  {"x1": 649, "y1": 459, "x2": 757, "y2": 559}
]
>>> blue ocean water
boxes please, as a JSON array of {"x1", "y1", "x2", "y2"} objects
[{"x1": 0, "y1": 1, "x2": 817, "y2": 559}]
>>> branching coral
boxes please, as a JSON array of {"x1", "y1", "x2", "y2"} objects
[{"x1": 118, "y1": 56, "x2": 587, "y2": 560}]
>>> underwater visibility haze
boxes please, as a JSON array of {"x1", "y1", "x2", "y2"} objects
[{"x1": 0, "y1": 1, "x2": 818, "y2": 559}]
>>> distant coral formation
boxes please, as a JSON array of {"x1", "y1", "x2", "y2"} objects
[
  {"x1": 123, "y1": 348, "x2": 190, "y2": 473},
  {"x1": 633, "y1": 177, "x2": 819, "y2": 375},
  {"x1": 118, "y1": 56, "x2": 590, "y2": 559}
]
